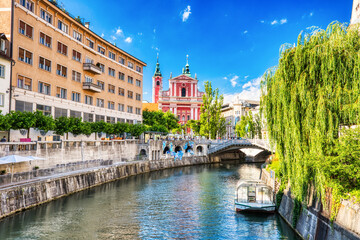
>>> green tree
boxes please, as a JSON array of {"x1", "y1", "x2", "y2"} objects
[
  {"x1": 262, "y1": 22, "x2": 360, "y2": 220},
  {"x1": 128, "y1": 124, "x2": 146, "y2": 137},
  {"x1": 34, "y1": 111, "x2": 55, "y2": 133},
  {"x1": 8, "y1": 111, "x2": 36, "y2": 138},
  {"x1": 186, "y1": 120, "x2": 201, "y2": 135},
  {"x1": 69, "y1": 117, "x2": 83, "y2": 136},
  {"x1": 0, "y1": 112, "x2": 11, "y2": 131},
  {"x1": 54, "y1": 116, "x2": 71, "y2": 139},
  {"x1": 199, "y1": 81, "x2": 226, "y2": 139},
  {"x1": 113, "y1": 122, "x2": 129, "y2": 136},
  {"x1": 82, "y1": 122, "x2": 93, "y2": 136},
  {"x1": 143, "y1": 110, "x2": 179, "y2": 132}
]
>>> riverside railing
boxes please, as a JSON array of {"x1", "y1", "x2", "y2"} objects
[{"x1": 0, "y1": 140, "x2": 141, "y2": 186}]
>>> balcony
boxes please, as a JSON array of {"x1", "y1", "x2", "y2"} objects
[
  {"x1": 83, "y1": 62, "x2": 102, "y2": 74},
  {"x1": 82, "y1": 82, "x2": 102, "y2": 93}
]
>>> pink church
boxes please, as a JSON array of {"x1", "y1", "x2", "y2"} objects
[{"x1": 152, "y1": 56, "x2": 204, "y2": 125}]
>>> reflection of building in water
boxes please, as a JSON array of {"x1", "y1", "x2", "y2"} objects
[{"x1": 237, "y1": 163, "x2": 262, "y2": 180}]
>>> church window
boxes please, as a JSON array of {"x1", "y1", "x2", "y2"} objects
[
  {"x1": 182, "y1": 115, "x2": 185, "y2": 121},
  {"x1": 187, "y1": 115, "x2": 190, "y2": 120},
  {"x1": 181, "y1": 88, "x2": 186, "y2": 97},
  {"x1": 156, "y1": 81, "x2": 160, "y2": 86}
]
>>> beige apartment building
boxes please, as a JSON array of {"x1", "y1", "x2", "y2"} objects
[{"x1": 0, "y1": 0, "x2": 146, "y2": 125}]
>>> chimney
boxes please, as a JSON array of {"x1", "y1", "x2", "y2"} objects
[{"x1": 85, "y1": 22, "x2": 90, "y2": 28}]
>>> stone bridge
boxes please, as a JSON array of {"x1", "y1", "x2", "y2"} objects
[{"x1": 208, "y1": 139, "x2": 273, "y2": 163}]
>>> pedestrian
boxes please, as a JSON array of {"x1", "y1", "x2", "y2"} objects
[{"x1": 0, "y1": 136, "x2": 7, "y2": 142}]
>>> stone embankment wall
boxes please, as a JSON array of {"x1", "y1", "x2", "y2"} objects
[
  {"x1": 261, "y1": 169, "x2": 360, "y2": 240},
  {"x1": 0, "y1": 156, "x2": 213, "y2": 219}
]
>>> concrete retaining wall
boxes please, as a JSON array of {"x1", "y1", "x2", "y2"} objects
[
  {"x1": 261, "y1": 168, "x2": 360, "y2": 240},
  {"x1": 0, "y1": 156, "x2": 213, "y2": 219}
]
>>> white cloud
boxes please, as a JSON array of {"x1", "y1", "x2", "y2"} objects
[
  {"x1": 243, "y1": 30, "x2": 248, "y2": 34},
  {"x1": 260, "y1": 20, "x2": 265, "y2": 23},
  {"x1": 309, "y1": 12, "x2": 314, "y2": 17},
  {"x1": 125, "y1": 37, "x2": 132, "y2": 43},
  {"x1": 101, "y1": 33, "x2": 104, "y2": 38},
  {"x1": 144, "y1": 91, "x2": 148, "y2": 95},
  {"x1": 153, "y1": 28, "x2": 156, "y2": 33},
  {"x1": 181, "y1": 5, "x2": 191, "y2": 22},
  {"x1": 280, "y1": 18, "x2": 287, "y2": 24},
  {"x1": 223, "y1": 76, "x2": 263, "y2": 103},
  {"x1": 271, "y1": 20, "x2": 278, "y2": 25},
  {"x1": 223, "y1": 77, "x2": 228, "y2": 80},
  {"x1": 111, "y1": 36, "x2": 117, "y2": 41},
  {"x1": 138, "y1": 32, "x2": 143, "y2": 36},
  {"x1": 230, "y1": 76, "x2": 239, "y2": 87},
  {"x1": 115, "y1": 27, "x2": 123, "y2": 36}
]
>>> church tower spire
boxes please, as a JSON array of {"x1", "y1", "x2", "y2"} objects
[
  {"x1": 152, "y1": 54, "x2": 163, "y2": 103},
  {"x1": 184, "y1": 54, "x2": 191, "y2": 77}
]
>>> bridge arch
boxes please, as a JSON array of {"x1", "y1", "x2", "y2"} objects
[
  {"x1": 196, "y1": 146, "x2": 203, "y2": 154},
  {"x1": 163, "y1": 146, "x2": 170, "y2": 154},
  {"x1": 175, "y1": 146, "x2": 182, "y2": 153}
]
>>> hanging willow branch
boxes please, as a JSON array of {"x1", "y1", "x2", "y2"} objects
[{"x1": 261, "y1": 22, "x2": 360, "y2": 219}]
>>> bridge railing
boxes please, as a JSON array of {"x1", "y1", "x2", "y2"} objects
[
  {"x1": 208, "y1": 139, "x2": 252, "y2": 154},
  {"x1": 248, "y1": 139, "x2": 272, "y2": 151}
]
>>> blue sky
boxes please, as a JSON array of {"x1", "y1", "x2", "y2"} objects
[{"x1": 59, "y1": 0, "x2": 353, "y2": 102}]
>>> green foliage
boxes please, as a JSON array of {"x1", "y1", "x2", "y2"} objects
[
  {"x1": 200, "y1": 81, "x2": 226, "y2": 139},
  {"x1": 128, "y1": 124, "x2": 147, "y2": 137},
  {"x1": 91, "y1": 121, "x2": 108, "y2": 134},
  {"x1": 8, "y1": 111, "x2": 36, "y2": 130},
  {"x1": 54, "y1": 116, "x2": 71, "y2": 136},
  {"x1": 81, "y1": 122, "x2": 92, "y2": 136},
  {"x1": 292, "y1": 199, "x2": 302, "y2": 227},
  {"x1": 69, "y1": 117, "x2": 83, "y2": 136},
  {"x1": 34, "y1": 111, "x2": 55, "y2": 133},
  {"x1": 143, "y1": 110, "x2": 178, "y2": 132},
  {"x1": 262, "y1": 22, "x2": 360, "y2": 220},
  {"x1": 187, "y1": 120, "x2": 201, "y2": 135},
  {"x1": 276, "y1": 190, "x2": 284, "y2": 209},
  {"x1": 0, "y1": 112, "x2": 11, "y2": 131},
  {"x1": 113, "y1": 122, "x2": 129, "y2": 134},
  {"x1": 235, "y1": 111, "x2": 262, "y2": 138}
]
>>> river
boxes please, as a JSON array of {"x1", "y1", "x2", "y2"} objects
[{"x1": 0, "y1": 162, "x2": 300, "y2": 239}]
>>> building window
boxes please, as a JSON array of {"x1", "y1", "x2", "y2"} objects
[
  {"x1": 118, "y1": 87, "x2": 124, "y2": 96},
  {"x1": 72, "y1": 70, "x2": 81, "y2": 82},
  {"x1": 118, "y1": 72, "x2": 125, "y2": 80},
  {"x1": 39, "y1": 32, "x2": 51, "y2": 48},
  {"x1": 40, "y1": 8, "x2": 52, "y2": 24},
  {"x1": 38, "y1": 82, "x2": 51, "y2": 95},
  {"x1": 57, "y1": 42, "x2": 68, "y2": 56},
  {"x1": 73, "y1": 30, "x2": 82, "y2": 42},
  {"x1": 136, "y1": 93, "x2": 141, "y2": 101},
  {"x1": 96, "y1": 98, "x2": 104, "y2": 108},
  {"x1": 39, "y1": 57, "x2": 51, "y2": 72},
  {"x1": 18, "y1": 47, "x2": 32, "y2": 65},
  {"x1": 127, "y1": 106, "x2": 133, "y2": 113},
  {"x1": 136, "y1": 66, "x2": 142, "y2": 73},
  {"x1": 58, "y1": 20, "x2": 68, "y2": 34},
  {"x1": 72, "y1": 50, "x2": 81, "y2": 62},
  {"x1": 86, "y1": 38, "x2": 94, "y2": 49},
  {"x1": 187, "y1": 115, "x2": 190, "y2": 121},
  {"x1": 108, "y1": 84, "x2": 115, "y2": 93},
  {"x1": 0, "y1": 39, "x2": 5, "y2": 52},
  {"x1": 136, "y1": 79, "x2": 141, "y2": 87},
  {"x1": 127, "y1": 91, "x2": 133, "y2": 99},
  {"x1": 118, "y1": 104, "x2": 124, "y2": 112},
  {"x1": 85, "y1": 95, "x2": 93, "y2": 105},
  {"x1": 15, "y1": 100, "x2": 33, "y2": 112},
  {"x1": 19, "y1": 20, "x2": 33, "y2": 39},
  {"x1": 97, "y1": 45, "x2": 105, "y2": 55},
  {"x1": 119, "y1": 57, "x2": 125, "y2": 65},
  {"x1": 108, "y1": 67, "x2": 115, "y2": 77},
  {"x1": 136, "y1": 108, "x2": 141, "y2": 115},
  {"x1": 20, "y1": 0, "x2": 34, "y2": 12},
  {"x1": 56, "y1": 87, "x2": 67, "y2": 99},
  {"x1": 83, "y1": 113, "x2": 93, "y2": 122},
  {"x1": 117, "y1": 118, "x2": 125, "y2": 123},
  {"x1": 55, "y1": 108, "x2": 67, "y2": 118},
  {"x1": 128, "y1": 76, "x2": 133, "y2": 84},
  {"x1": 17, "y1": 75, "x2": 32, "y2": 90},
  {"x1": 71, "y1": 92, "x2": 81, "y2": 102},
  {"x1": 70, "y1": 110, "x2": 81, "y2": 118},
  {"x1": 108, "y1": 101, "x2": 115, "y2": 110},
  {"x1": 108, "y1": 51, "x2": 115, "y2": 60},
  {"x1": 182, "y1": 116, "x2": 185, "y2": 121},
  {"x1": 98, "y1": 63, "x2": 105, "y2": 73},
  {"x1": 97, "y1": 81, "x2": 104, "y2": 90},
  {"x1": 95, "y1": 115, "x2": 105, "y2": 122},
  {"x1": 181, "y1": 88, "x2": 186, "y2": 97},
  {"x1": 107, "y1": 117, "x2": 115, "y2": 124},
  {"x1": 84, "y1": 75, "x2": 93, "y2": 83},
  {"x1": 56, "y1": 64, "x2": 67, "y2": 77},
  {"x1": 128, "y1": 61, "x2": 133, "y2": 69},
  {"x1": 156, "y1": 81, "x2": 160, "y2": 86},
  {"x1": 0, "y1": 94, "x2": 4, "y2": 107},
  {"x1": 36, "y1": 104, "x2": 51, "y2": 116},
  {"x1": 0, "y1": 65, "x2": 4, "y2": 78}
]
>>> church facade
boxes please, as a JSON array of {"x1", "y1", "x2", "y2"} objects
[{"x1": 152, "y1": 57, "x2": 204, "y2": 125}]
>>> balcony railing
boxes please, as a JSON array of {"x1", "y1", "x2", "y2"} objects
[
  {"x1": 83, "y1": 62, "x2": 102, "y2": 74},
  {"x1": 82, "y1": 82, "x2": 102, "y2": 93}
]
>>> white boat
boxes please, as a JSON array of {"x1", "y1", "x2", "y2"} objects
[{"x1": 234, "y1": 180, "x2": 275, "y2": 213}]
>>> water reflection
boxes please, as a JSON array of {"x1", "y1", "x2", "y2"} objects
[{"x1": 0, "y1": 162, "x2": 300, "y2": 240}]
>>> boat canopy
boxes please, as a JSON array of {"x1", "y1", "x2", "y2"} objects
[{"x1": 235, "y1": 180, "x2": 273, "y2": 204}]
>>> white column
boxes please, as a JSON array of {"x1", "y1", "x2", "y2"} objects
[
  {"x1": 191, "y1": 84, "x2": 193, "y2": 97},
  {"x1": 190, "y1": 107, "x2": 194, "y2": 119},
  {"x1": 174, "y1": 108, "x2": 177, "y2": 115}
]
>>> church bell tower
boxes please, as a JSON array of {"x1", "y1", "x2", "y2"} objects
[
  {"x1": 351, "y1": 0, "x2": 360, "y2": 25},
  {"x1": 152, "y1": 54, "x2": 163, "y2": 103}
]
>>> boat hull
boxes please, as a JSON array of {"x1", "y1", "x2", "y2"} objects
[{"x1": 234, "y1": 201, "x2": 275, "y2": 213}]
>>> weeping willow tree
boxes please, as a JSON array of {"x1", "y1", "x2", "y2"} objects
[{"x1": 261, "y1": 22, "x2": 360, "y2": 220}]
